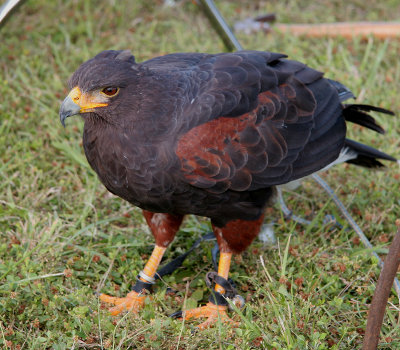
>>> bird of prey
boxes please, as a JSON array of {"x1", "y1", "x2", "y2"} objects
[{"x1": 59, "y1": 49, "x2": 396, "y2": 329}]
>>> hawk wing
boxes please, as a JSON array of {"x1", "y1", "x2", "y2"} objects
[{"x1": 175, "y1": 51, "x2": 345, "y2": 194}]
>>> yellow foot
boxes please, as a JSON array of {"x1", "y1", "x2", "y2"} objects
[
  {"x1": 99, "y1": 291, "x2": 146, "y2": 316},
  {"x1": 180, "y1": 302, "x2": 239, "y2": 330}
]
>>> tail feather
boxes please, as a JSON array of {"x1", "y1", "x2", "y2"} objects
[
  {"x1": 345, "y1": 104, "x2": 395, "y2": 116},
  {"x1": 343, "y1": 104, "x2": 394, "y2": 134},
  {"x1": 345, "y1": 139, "x2": 397, "y2": 168},
  {"x1": 328, "y1": 79, "x2": 397, "y2": 168}
]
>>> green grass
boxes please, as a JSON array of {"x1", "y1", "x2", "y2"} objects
[{"x1": 1, "y1": 0, "x2": 399, "y2": 348}]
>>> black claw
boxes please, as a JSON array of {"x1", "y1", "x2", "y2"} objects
[{"x1": 169, "y1": 310, "x2": 183, "y2": 319}]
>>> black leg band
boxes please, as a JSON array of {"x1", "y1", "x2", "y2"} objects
[
  {"x1": 205, "y1": 271, "x2": 243, "y2": 307},
  {"x1": 208, "y1": 290, "x2": 229, "y2": 306},
  {"x1": 131, "y1": 278, "x2": 153, "y2": 293}
]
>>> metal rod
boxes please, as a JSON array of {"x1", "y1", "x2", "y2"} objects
[
  {"x1": 197, "y1": 0, "x2": 243, "y2": 51},
  {"x1": 0, "y1": 0, "x2": 25, "y2": 29},
  {"x1": 311, "y1": 173, "x2": 400, "y2": 298}
]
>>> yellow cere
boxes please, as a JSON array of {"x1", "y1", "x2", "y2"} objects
[{"x1": 68, "y1": 86, "x2": 108, "y2": 113}]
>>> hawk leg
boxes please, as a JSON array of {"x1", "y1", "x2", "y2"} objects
[
  {"x1": 100, "y1": 245, "x2": 166, "y2": 315},
  {"x1": 100, "y1": 211, "x2": 183, "y2": 315},
  {"x1": 177, "y1": 216, "x2": 264, "y2": 329},
  {"x1": 181, "y1": 251, "x2": 239, "y2": 329}
]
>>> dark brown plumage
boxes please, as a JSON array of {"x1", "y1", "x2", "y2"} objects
[{"x1": 60, "y1": 49, "x2": 396, "y2": 327}]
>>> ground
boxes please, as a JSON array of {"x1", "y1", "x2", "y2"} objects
[{"x1": 0, "y1": 0, "x2": 399, "y2": 349}]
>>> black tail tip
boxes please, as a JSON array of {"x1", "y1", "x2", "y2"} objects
[
  {"x1": 343, "y1": 104, "x2": 395, "y2": 134},
  {"x1": 345, "y1": 139, "x2": 398, "y2": 168}
]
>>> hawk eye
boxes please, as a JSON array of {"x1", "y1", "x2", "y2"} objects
[{"x1": 101, "y1": 87, "x2": 119, "y2": 96}]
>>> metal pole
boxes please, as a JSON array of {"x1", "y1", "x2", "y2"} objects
[
  {"x1": 197, "y1": 0, "x2": 243, "y2": 51},
  {"x1": 0, "y1": 0, "x2": 25, "y2": 29}
]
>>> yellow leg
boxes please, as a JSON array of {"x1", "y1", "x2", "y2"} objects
[
  {"x1": 140, "y1": 245, "x2": 166, "y2": 282},
  {"x1": 181, "y1": 251, "x2": 238, "y2": 329},
  {"x1": 100, "y1": 245, "x2": 166, "y2": 315},
  {"x1": 215, "y1": 252, "x2": 232, "y2": 294}
]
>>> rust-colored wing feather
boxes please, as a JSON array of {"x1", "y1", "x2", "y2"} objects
[{"x1": 175, "y1": 52, "x2": 344, "y2": 193}]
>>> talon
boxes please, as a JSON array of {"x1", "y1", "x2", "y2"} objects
[
  {"x1": 180, "y1": 302, "x2": 239, "y2": 330},
  {"x1": 99, "y1": 291, "x2": 146, "y2": 316}
]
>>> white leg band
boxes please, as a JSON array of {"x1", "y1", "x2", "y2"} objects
[{"x1": 139, "y1": 271, "x2": 156, "y2": 284}]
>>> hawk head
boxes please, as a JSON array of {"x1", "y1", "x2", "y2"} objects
[{"x1": 59, "y1": 50, "x2": 138, "y2": 127}]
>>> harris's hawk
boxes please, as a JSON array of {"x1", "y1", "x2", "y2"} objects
[{"x1": 59, "y1": 50, "x2": 396, "y2": 329}]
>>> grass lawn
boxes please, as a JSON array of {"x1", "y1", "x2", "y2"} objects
[{"x1": 1, "y1": 0, "x2": 399, "y2": 348}]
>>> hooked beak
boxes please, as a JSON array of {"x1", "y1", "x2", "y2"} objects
[
  {"x1": 59, "y1": 86, "x2": 108, "y2": 127},
  {"x1": 59, "y1": 94, "x2": 81, "y2": 127}
]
